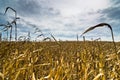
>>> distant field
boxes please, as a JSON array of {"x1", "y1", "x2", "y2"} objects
[{"x1": 0, "y1": 41, "x2": 120, "y2": 80}]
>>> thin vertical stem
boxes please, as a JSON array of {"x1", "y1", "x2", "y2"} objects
[{"x1": 10, "y1": 27, "x2": 12, "y2": 41}]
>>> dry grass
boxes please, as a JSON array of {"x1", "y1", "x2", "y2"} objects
[{"x1": 0, "y1": 41, "x2": 120, "y2": 80}]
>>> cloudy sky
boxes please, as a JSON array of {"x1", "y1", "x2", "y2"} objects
[{"x1": 0, "y1": 0, "x2": 120, "y2": 41}]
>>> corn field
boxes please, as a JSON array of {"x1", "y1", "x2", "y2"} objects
[{"x1": 0, "y1": 41, "x2": 120, "y2": 80}]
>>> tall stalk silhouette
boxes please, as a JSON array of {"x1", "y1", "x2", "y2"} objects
[
  {"x1": 0, "y1": 24, "x2": 8, "y2": 41},
  {"x1": 4, "y1": 7, "x2": 20, "y2": 41},
  {"x1": 0, "y1": 32, "x2": 2, "y2": 41},
  {"x1": 27, "y1": 31, "x2": 31, "y2": 41},
  {"x1": 81, "y1": 23, "x2": 117, "y2": 53},
  {"x1": 0, "y1": 22, "x2": 13, "y2": 41},
  {"x1": 0, "y1": 23, "x2": 10, "y2": 41},
  {"x1": 6, "y1": 22, "x2": 13, "y2": 41}
]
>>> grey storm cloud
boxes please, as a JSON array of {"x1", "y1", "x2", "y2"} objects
[
  {"x1": 16, "y1": 0, "x2": 40, "y2": 16},
  {"x1": 110, "y1": 0, "x2": 120, "y2": 5},
  {"x1": 16, "y1": 0, "x2": 60, "y2": 17},
  {"x1": 101, "y1": 6, "x2": 120, "y2": 20},
  {"x1": 0, "y1": 12, "x2": 3, "y2": 15},
  {"x1": 97, "y1": 0, "x2": 120, "y2": 21}
]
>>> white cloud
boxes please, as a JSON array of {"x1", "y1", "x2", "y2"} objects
[{"x1": 48, "y1": 0, "x2": 110, "y2": 17}]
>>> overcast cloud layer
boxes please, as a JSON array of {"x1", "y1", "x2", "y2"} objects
[{"x1": 0, "y1": 0, "x2": 120, "y2": 41}]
